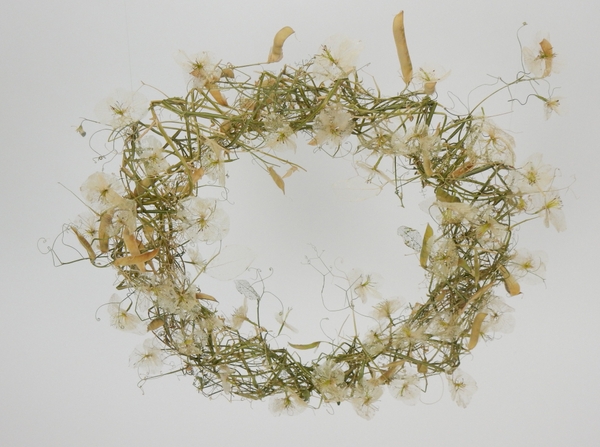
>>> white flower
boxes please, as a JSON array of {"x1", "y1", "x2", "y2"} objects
[
  {"x1": 314, "y1": 360, "x2": 347, "y2": 403},
  {"x1": 80, "y1": 172, "x2": 125, "y2": 210},
  {"x1": 523, "y1": 37, "x2": 558, "y2": 78},
  {"x1": 433, "y1": 201, "x2": 478, "y2": 225},
  {"x1": 129, "y1": 338, "x2": 165, "y2": 376},
  {"x1": 473, "y1": 120, "x2": 516, "y2": 166},
  {"x1": 313, "y1": 103, "x2": 354, "y2": 146},
  {"x1": 350, "y1": 379, "x2": 383, "y2": 420},
  {"x1": 95, "y1": 89, "x2": 147, "y2": 129},
  {"x1": 204, "y1": 139, "x2": 228, "y2": 187},
  {"x1": 139, "y1": 135, "x2": 169, "y2": 176},
  {"x1": 428, "y1": 238, "x2": 459, "y2": 280},
  {"x1": 73, "y1": 212, "x2": 100, "y2": 251},
  {"x1": 542, "y1": 95, "x2": 563, "y2": 120},
  {"x1": 447, "y1": 368, "x2": 477, "y2": 408},
  {"x1": 264, "y1": 119, "x2": 297, "y2": 152},
  {"x1": 269, "y1": 391, "x2": 308, "y2": 416},
  {"x1": 179, "y1": 197, "x2": 230, "y2": 242},
  {"x1": 107, "y1": 294, "x2": 144, "y2": 333},
  {"x1": 347, "y1": 269, "x2": 383, "y2": 303},
  {"x1": 175, "y1": 50, "x2": 221, "y2": 89},
  {"x1": 230, "y1": 299, "x2": 248, "y2": 330},
  {"x1": 508, "y1": 249, "x2": 547, "y2": 284},
  {"x1": 509, "y1": 153, "x2": 555, "y2": 194},
  {"x1": 400, "y1": 122, "x2": 440, "y2": 157},
  {"x1": 415, "y1": 64, "x2": 450, "y2": 95},
  {"x1": 311, "y1": 35, "x2": 363, "y2": 83},
  {"x1": 389, "y1": 366, "x2": 422, "y2": 405},
  {"x1": 533, "y1": 192, "x2": 566, "y2": 232},
  {"x1": 275, "y1": 308, "x2": 298, "y2": 333},
  {"x1": 474, "y1": 213, "x2": 508, "y2": 249},
  {"x1": 481, "y1": 296, "x2": 515, "y2": 335},
  {"x1": 371, "y1": 298, "x2": 404, "y2": 321}
]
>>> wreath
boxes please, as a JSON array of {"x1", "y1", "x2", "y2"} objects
[{"x1": 62, "y1": 12, "x2": 565, "y2": 418}]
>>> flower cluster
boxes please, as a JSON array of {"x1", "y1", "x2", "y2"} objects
[{"x1": 64, "y1": 15, "x2": 565, "y2": 419}]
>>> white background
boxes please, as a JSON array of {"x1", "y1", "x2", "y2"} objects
[{"x1": 1, "y1": 0, "x2": 598, "y2": 445}]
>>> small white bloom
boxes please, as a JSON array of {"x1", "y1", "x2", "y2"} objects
[
  {"x1": 400, "y1": 122, "x2": 440, "y2": 157},
  {"x1": 80, "y1": 172, "x2": 125, "y2": 210},
  {"x1": 389, "y1": 366, "x2": 422, "y2": 405},
  {"x1": 264, "y1": 114, "x2": 297, "y2": 152},
  {"x1": 415, "y1": 64, "x2": 450, "y2": 95},
  {"x1": 312, "y1": 35, "x2": 363, "y2": 83},
  {"x1": 523, "y1": 37, "x2": 558, "y2": 78},
  {"x1": 350, "y1": 379, "x2": 384, "y2": 420},
  {"x1": 533, "y1": 192, "x2": 566, "y2": 232},
  {"x1": 179, "y1": 197, "x2": 230, "y2": 242},
  {"x1": 129, "y1": 338, "x2": 165, "y2": 376},
  {"x1": 371, "y1": 298, "x2": 404, "y2": 321},
  {"x1": 107, "y1": 294, "x2": 144, "y2": 333},
  {"x1": 542, "y1": 95, "x2": 563, "y2": 120},
  {"x1": 348, "y1": 269, "x2": 383, "y2": 303},
  {"x1": 481, "y1": 296, "x2": 515, "y2": 335},
  {"x1": 473, "y1": 120, "x2": 516, "y2": 166},
  {"x1": 509, "y1": 249, "x2": 547, "y2": 284},
  {"x1": 230, "y1": 299, "x2": 248, "y2": 330},
  {"x1": 447, "y1": 368, "x2": 477, "y2": 408},
  {"x1": 313, "y1": 103, "x2": 354, "y2": 146},
  {"x1": 175, "y1": 50, "x2": 221, "y2": 89},
  {"x1": 95, "y1": 89, "x2": 147, "y2": 129},
  {"x1": 139, "y1": 135, "x2": 169, "y2": 176},
  {"x1": 428, "y1": 238, "x2": 459, "y2": 280},
  {"x1": 269, "y1": 391, "x2": 308, "y2": 416},
  {"x1": 509, "y1": 153, "x2": 555, "y2": 194},
  {"x1": 314, "y1": 360, "x2": 347, "y2": 403}
]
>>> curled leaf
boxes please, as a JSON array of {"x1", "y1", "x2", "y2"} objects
[
  {"x1": 267, "y1": 26, "x2": 295, "y2": 63},
  {"x1": 288, "y1": 341, "x2": 320, "y2": 350}
]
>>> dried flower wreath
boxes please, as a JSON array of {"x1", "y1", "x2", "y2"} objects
[{"x1": 63, "y1": 12, "x2": 564, "y2": 418}]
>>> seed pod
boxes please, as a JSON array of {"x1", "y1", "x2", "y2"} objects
[
  {"x1": 196, "y1": 292, "x2": 218, "y2": 302},
  {"x1": 467, "y1": 312, "x2": 488, "y2": 350},
  {"x1": 209, "y1": 87, "x2": 228, "y2": 106},
  {"x1": 288, "y1": 341, "x2": 320, "y2": 350},
  {"x1": 113, "y1": 248, "x2": 159, "y2": 267},
  {"x1": 98, "y1": 210, "x2": 113, "y2": 253},
  {"x1": 267, "y1": 166, "x2": 285, "y2": 194},
  {"x1": 392, "y1": 11, "x2": 413, "y2": 85},
  {"x1": 499, "y1": 265, "x2": 521, "y2": 296},
  {"x1": 147, "y1": 318, "x2": 164, "y2": 331},
  {"x1": 70, "y1": 226, "x2": 96, "y2": 262},
  {"x1": 419, "y1": 223, "x2": 434, "y2": 268},
  {"x1": 267, "y1": 26, "x2": 295, "y2": 63}
]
